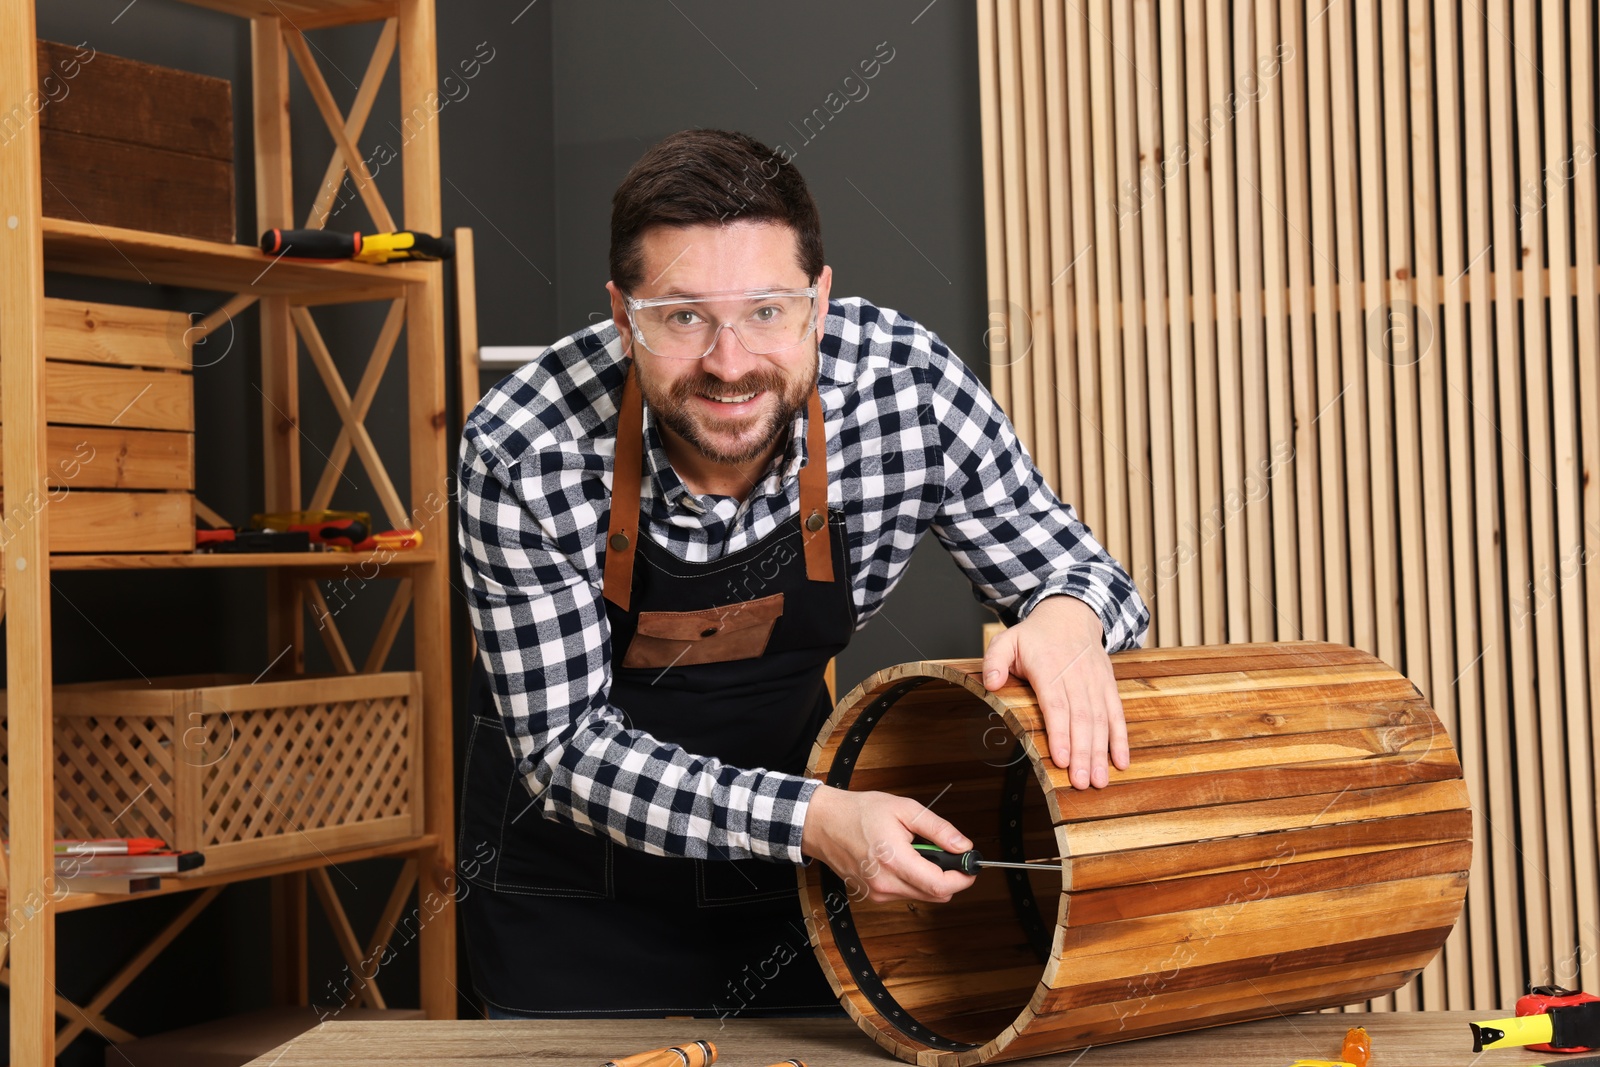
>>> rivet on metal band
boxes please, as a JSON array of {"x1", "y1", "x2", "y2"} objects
[{"x1": 609, "y1": 532, "x2": 630, "y2": 552}]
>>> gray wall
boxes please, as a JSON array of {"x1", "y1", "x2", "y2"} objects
[
  {"x1": 533, "y1": 0, "x2": 994, "y2": 692},
  {"x1": 6, "y1": 2, "x2": 989, "y2": 1062}
]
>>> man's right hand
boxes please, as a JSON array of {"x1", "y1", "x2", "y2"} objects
[{"x1": 800, "y1": 784, "x2": 978, "y2": 902}]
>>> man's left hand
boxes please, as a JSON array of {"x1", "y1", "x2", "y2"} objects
[{"x1": 981, "y1": 595, "x2": 1127, "y2": 789}]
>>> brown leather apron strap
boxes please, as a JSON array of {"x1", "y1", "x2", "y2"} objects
[
  {"x1": 604, "y1": 369, "x2": 833, "y2": 608},
  {"x1": 799, "y1": 386, "x2": 833, "y2": 584},
  {"x1": 602, "y1": 367, "x2": 644, "y2": 612}
]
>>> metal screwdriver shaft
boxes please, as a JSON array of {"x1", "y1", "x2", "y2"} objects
[{"x1": 913, "y1": 844, "x2": 1060, "y2": 874}]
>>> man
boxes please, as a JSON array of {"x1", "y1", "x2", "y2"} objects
[{"x1": 457, "y1": 129, "x2": 1148, "y2": 1019}]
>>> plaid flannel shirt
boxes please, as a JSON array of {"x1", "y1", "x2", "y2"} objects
[{"x1": 458, "y1": 297, "x2": 1149, "y2": 866}]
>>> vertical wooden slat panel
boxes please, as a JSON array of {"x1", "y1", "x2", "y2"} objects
[
  {"x1": 977, "y1": 0, "x2": 1599, "y2": 1011},
  {"x1": 1356, "y1": 0, "x2": 1395, "y2": 1011},
  {"x1": 1135, "y1": 0, "x2": 1176, "y2": 647},
  {"x1": 1356, "y1": 0, "x2": 1400, "y2": 683},
  {"x1": 1279, "y1": 0, "x2": 1322, "y2": 643},
  {"x1": 1065, "y1": 0, "x2": 1107, "y2": 532},
  {"x1": 1329, "y1": 0, "x2": 1374, "y2": 655},
  {"x1": 1461, "y1": 0, "x2": 1522, "y2": 1009},
  {"x1": 976, "y1": 0, "x2": 1009, "y2": 413},
  {"x1": 1305, "y1": 0, "x2": 1350, "y2": 648},
  {"x1": 1089, "y1": 0, "x2": 1131, "y2": 572},
  {"x1": 1539, "y1": 0, "x2": 1592, "y2": 993},
  {"x1": 1484, "y1": 0, "x2": 1540, "y2": 1006},
  {"x1": 1112, "y1": 0, "x2": 1156, "y2": 622},
  {"x1": 1208, "y1": 0, "x2": 1249, "y2": 642},
  {"x1": 1434, "y1": 0, "x2": 1493, "y2": 1011},
  {"x1": 1500, "y1": 0, "x2": 1558, "y2": 990},
  {"x1": 1041, "y1": 0, "x2": 1081, "y2": 511},
  {"x1": 1407, "y1": 0, "x2": 1464, "y2": 1009},
  {"x1": 1380, "y1": 0, "x2": 1419, "y2": 1012},
  {"x1": 1184, "y1": 0, "x2": 1224, "y2": 644},
  {"x1": 1018, "y1": 0, "x2": 1058, "y2": 493},
  {"x1": 1570, "y1": 0, "x2": 1600, "y2": 998},
  {"x1": 1234, "y1": 1, "x2": 1275, "y2": 639},
  {"x1": 1254, "y1": 0, "x2": 1299, "y2": 639},
  {"x1": 1162, "y1": 0, "x2": 1203, "y2": 647},
  {"x1": 997, "y1": 0, "x2": 1032, "y2": 445}
]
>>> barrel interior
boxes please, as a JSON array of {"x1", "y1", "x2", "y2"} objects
[{"x1": 824, "y1": 677, "x2": 1055, "y2": 1048}]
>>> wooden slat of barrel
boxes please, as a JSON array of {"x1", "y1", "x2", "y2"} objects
[
  {"x1": 1042, "y1": 747, "x2": 1465, "y2": 822},
  {"x1": 1066, "y1": 805, "x2": 1470, "y2": 891},
  {"x1": 804, "y1": 642, "x2": 1471, "y2": 1065},
  {"x1": 1063, "y1": 840, "x2": 1471, "y2": 926},
  {"x1": 995, "y1": 959, "x2": 1434, "y2": 1058}
]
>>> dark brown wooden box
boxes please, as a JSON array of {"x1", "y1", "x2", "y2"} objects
[{"x1": 37, "y1": 40, "x2": 235, "y2": 243}]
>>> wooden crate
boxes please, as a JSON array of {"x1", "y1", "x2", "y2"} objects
[
  {"x1": 36, "y1": 40, "x2": 234, "y2": 243},
  {"x1": 0, "y1": 673, "x2": 425, "y2": 875},
  {"x1": 0, "y1": 297, "x2": 195, "y2": 552}
]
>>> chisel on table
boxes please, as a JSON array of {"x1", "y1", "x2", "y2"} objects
[{"x1": 913, "y1": 844, "x2": 1061, "y2": 874}]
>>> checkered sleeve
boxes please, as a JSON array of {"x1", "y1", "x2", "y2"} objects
[
  {"x1": 457, "y1": 424, "x2": 818, "y2": 864},
  {"x1": 922, "y1": 339, "x2": 1150, "y2": 651}
]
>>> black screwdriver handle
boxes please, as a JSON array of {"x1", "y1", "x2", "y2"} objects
[
  {"x1": 260, "y1": 227, "x2": 362, "y2": 259},
  {"x1": 913, "y1": 844, "x2": 984, "y2": 874}
]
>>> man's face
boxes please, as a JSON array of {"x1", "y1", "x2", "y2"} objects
[{"x1": 608, "y1": 221, "x2": 832, "y2": 470}]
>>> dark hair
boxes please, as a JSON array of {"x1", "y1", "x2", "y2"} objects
[{"x1": 609, "y1": 129, "x2": 824, "y2": 293}]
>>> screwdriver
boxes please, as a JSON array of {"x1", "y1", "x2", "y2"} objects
[{"x1": 913, "y1": 844, "x2": 1060, "y2": 874}]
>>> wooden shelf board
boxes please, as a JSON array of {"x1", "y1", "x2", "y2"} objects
[
  {"x1": 2, "y1": 834, "x2": 441, "y2": 914},
  {"x1": 43, "y1": 218, "x2": 414, "y2": 301},
  {"x1": 50, "y1": 549, "x2": 440, "y2": 571},
  {"x1": 172, "y1": 0, "x2": 396, "y2": 27}
]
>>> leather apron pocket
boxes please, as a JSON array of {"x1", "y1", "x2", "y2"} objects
[
  {"x1": 458, "y1": 713, "x2": 613, "y2": 898},
  {"x1": 622, "y1": 592, "x2": 784, "y2": 669}
]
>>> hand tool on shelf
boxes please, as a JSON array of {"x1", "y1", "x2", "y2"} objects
[
  {"x1": 259, "y1": 227, "x2": 455, "y2": 263},
  {"x1": 254, "y1": 509, "x2": 370, "y2": 547},
  {"x1": 600, "y1": 1041, "x2": 715, "y2": 1067},
  {"x1": 351, "y1": 528, "x2": 424, "y2": 552},
  {"x1": 195, "y1": 527, "x2": 315, "y2": 553},
  {"x1": 1472, "y1": 993, "x2": 1600, "y2": 1053},
  {"x1": 913, "y1": 844, "x2": 1061, "y2": 874},
  {"x1": 52, "y1": 838, "x2": 168, "y2": 855}
]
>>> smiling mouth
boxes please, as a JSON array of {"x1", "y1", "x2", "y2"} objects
[{"x1": 705, "y1": 391, "x2": 760, "y2": 404}]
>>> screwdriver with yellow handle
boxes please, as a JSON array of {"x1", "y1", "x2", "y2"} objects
[{"x1": 259, "y1": 227, "x2": 455, "y2": 264}]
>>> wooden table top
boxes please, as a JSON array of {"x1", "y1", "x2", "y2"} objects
[{"x1": 245, "y1": 1010, "x2": 1555, "y2": 1066}]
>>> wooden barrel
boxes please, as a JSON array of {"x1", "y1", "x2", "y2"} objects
[{"x1": 801, "y1": 642, "x2": 1471, "y2": 1065}]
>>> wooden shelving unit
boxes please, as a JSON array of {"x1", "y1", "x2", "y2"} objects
[{"x1": 0, "y1": 1, "x2": 456, "y2": 1062}]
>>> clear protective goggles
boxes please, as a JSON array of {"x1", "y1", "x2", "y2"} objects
[{"x1": 623, "y1": 287, "x2": 819, "y2": 360}]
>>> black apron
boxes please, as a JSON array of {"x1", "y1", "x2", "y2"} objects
[{"x1": 459, "y1": 371, "x2": 852, "y2": 1017}]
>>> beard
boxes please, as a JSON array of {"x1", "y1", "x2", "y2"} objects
[{"x1": 638, "y1": 351, "x2": 817, "y2": 467}]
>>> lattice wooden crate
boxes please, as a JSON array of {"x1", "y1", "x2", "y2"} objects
[{"x1": 0, "y1": 672, "x2": 423, "y2": 873}]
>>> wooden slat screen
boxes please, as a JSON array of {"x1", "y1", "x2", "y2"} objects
[{"x1": 977, "y1": 0, "x2": 1600, "y2": 1011}]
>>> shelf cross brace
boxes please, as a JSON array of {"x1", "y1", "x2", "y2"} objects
[
  {"x1": 290, "y1": 302, "x2": 410, "y2": 529},
  {"x1": 309, "y1": 858, "x2": 419, "y2": 1012},
  {"x1": 41, "y1": 886, "x2": 223, "y2": 1051},
  {"x1": 304, "y1": 18, "x2": 398, "y2": 231},
  {"x1": 283, "y1": 26, "x2": 397, "y2": 234}
]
